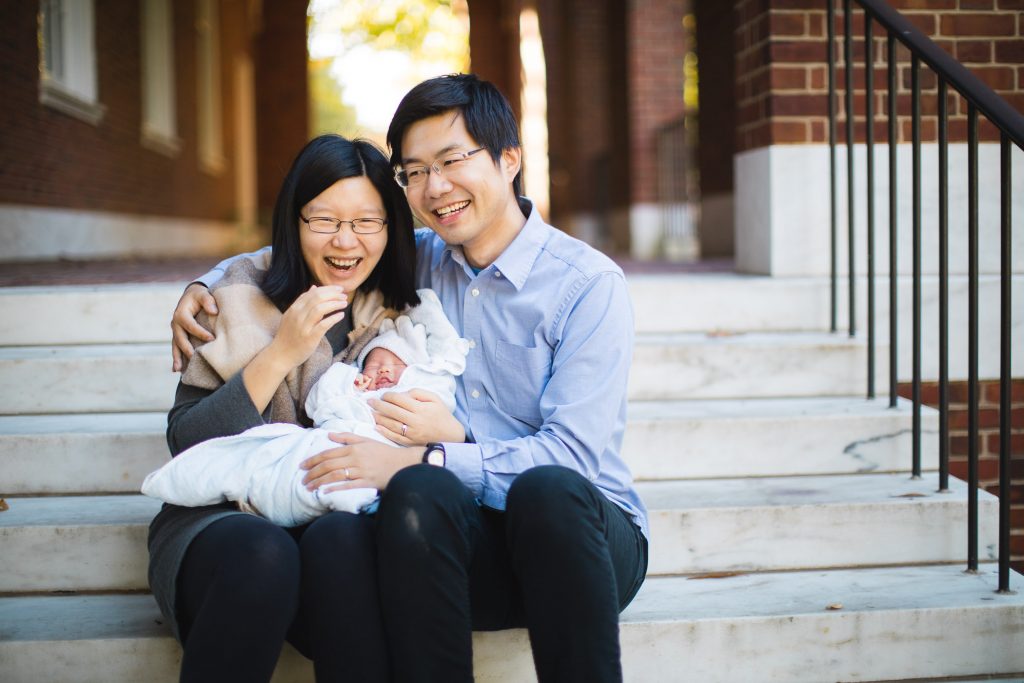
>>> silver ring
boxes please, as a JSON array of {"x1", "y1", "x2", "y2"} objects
[
  {"x1": 401, "y1": 423, "x2": 408, "y2": 437},
  {"x1": 344, "y1": 467, "x2": 351, "y2": 480}
]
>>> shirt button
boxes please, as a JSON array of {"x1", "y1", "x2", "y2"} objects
[
  {"x1": 495, "y1": 271, "x2": 502, "y2": 278},
  {"x1": 468, "y1": 339, "x2": 476, "y2": 349},
  {"x1": 471, "y1": 288, "x2": 480, "y2": 297},
  {"x1": 471, "y1": 389, "x2": 480, "y2": 398}
]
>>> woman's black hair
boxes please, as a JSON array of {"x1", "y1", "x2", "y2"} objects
[
  {"x1": 261, "y1": 135, "x2": 419, "y2": 312},
  {"x1": 386, "y1": 73, "x2": 523, "y2": 197}
]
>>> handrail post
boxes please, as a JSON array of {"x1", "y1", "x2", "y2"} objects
[
  {"x1": 887, "y1": 33, "x2": 898, "y2": 410},
  {"x1": 998, "y1": 133, "x2": 1013, "y2": 594},
  {"x1": 967, "y1": 103, "x2": 979, "y2": 573},
  {"x1": 828, "y1": 0, "x2": 838, "y2": 334},
  {"x1": 865, "y1": 13, "x2": 876, "y2": 400},
  {"x1": 938, "y1": 78, "x2": 950, "y2": 493},
  {"x1": 844, "y1": 0, "x2": 856, "y2": 337},
  {"x1": 911, "y1": 54, "x2": 921, "y2": 479}
]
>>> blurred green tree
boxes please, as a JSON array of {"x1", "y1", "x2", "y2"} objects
[{"x1": 309, "y1": 57, "x2": 359, "y2": 137}]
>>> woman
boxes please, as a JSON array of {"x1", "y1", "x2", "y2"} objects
[{"x1": 148, "y1": 135, "x2": 445, "y2": 682}]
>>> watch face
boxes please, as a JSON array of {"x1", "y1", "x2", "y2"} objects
[{"x1": 426, "y1": 449, "x2": 445, "y2": 466}]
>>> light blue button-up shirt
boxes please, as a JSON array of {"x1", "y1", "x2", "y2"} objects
[
  {"x1": 198, "y1": 200, "x2": 648, "y2": 539},
  {"x1": 414, "y1": 201, "x2": 647, "y2": 539}
]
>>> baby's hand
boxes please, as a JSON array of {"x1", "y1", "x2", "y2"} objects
[{"x1": 353, "y1": 373, "x2": 372, "y2": 391}]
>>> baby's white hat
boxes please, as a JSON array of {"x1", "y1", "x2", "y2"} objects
[{"x1": 357, "y1": 315, "x2": 430, "y2": 368}]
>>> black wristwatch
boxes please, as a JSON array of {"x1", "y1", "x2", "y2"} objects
[{"x1": 422, "y1": 442, "x2": 446, "y2": 467}]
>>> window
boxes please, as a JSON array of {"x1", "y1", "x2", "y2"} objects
[
  {"x1": 141, "y1": 0, "x2": 180, "y2": 155},
  {"x1": 39, "y1": 0, "x2": 105, "y2": 124},
  {"x1": 196, "y1": 0, "x2": 225, "y2": 173}
]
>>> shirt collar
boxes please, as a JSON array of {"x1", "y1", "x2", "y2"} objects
[{"x1": 440, "y1": 198, "x2": 547, "y2": 290}]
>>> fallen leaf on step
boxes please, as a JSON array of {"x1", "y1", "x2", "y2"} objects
[
  {"x1": 688, "y1": 571, "x2": 746, "y2": 580},
  {"x1": 826, "y1": 603, "x2": 843, "y2": 610},
  {"x1": 892, "y1": 492, "x2": 928, "y2": 498},
  {"x1": 0, "y1": 499, "x2": 8, "y2": 512},
  {"x1": 706, "y1": 329, "x2": 739, "y2": 338}
]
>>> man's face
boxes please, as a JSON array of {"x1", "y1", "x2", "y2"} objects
[{"x1": 399, "y1": 112, "x2": 519, "y2": 255}]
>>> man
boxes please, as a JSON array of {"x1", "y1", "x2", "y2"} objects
[{"x1": 171, "y1": 74, "x2": 648, "y2": 682}]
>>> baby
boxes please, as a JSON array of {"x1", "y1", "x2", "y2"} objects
[
  {"x1": 141, "y1": 289, "x2": 468, "y2": 526},
  {"x1": 353, "y1": 347, "x2": 408, "y2": 392}
]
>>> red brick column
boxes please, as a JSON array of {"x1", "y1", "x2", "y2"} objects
[
  {"x1": 254, "y1": 1, "x2": 309, "y2": 225},
  {"x1": 625, "y1": 0, "x2": 689, "y2": 206},
  {"x1": 468, "y1": 0, "x2": 523, "y2": 122}
]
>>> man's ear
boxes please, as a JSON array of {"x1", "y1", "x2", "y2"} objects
[{"x1": 500, "y1": 146, "x2": 522, "y2": 183}]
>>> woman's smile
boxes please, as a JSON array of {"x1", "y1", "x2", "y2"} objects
[{"x1": 300, "y1": 176, "x2": 388, "y2": 292}]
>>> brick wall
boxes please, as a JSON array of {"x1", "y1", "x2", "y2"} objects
[
  {"x1": 0, "y1": 0, "x2": 262, "y2": 220},
  {"x1": 899, "y1": 379, "x2": 1024, "y2": 572},
  {"x1": 734, "y1": 0, "x2": 1024, "y2": 153}
]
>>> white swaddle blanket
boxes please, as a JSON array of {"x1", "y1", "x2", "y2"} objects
[{"x1": 142, "y1": 289, "x2": 468, "y2": 527}]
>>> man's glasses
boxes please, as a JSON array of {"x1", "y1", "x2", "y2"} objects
[
  {"x1": 394, "y1": 147, "x2": 486, "y2": 188},
  {"x1": 300, "y1": 216, "x2": 387, "y2": 234}
]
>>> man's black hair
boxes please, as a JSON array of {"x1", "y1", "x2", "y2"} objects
[
  {"x1": 262, "y1": 135, "x2": 419, "y2": 312},
  {"x1": 387, "y1": 73, "x2": 523, "y2": 197}
]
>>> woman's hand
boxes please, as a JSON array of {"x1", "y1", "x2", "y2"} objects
[
  {"x1": 242, "y1": 285, "x2": 347, "y2": 413},
  {"x1": 370, "y1": 389, "x2": 465, "y2": 446},
  {"x1": 171, "y1": 283, "x2": 218, "y2": 372},
  {"x1": 301, "y1": 433, "x2": 423, "y2": 491},
  {"x1": 265, "y1": 285, "x2": 348, "y2": 369}
]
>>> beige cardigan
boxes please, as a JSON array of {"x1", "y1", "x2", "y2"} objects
[{"x1": 181, "y1": 252, "x2": 397, "y2": 425}]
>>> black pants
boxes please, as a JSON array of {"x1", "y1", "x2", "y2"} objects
[
  {"x1": 376, "y1": 464, "x2": 648, "y2": 683},
  {"x1": 175, "y1": 511, "x2": 387, "y2": 683}
]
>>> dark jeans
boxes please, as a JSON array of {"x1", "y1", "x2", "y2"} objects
[
  {"x1": 376, "y1": 464, "x2": 649, "y2": 683},
  {"x1": 175, "y1": 511, "x2": 386, "y2": 683}
]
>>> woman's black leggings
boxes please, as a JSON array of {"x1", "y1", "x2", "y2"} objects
[{"x1": 175, "y1": 511, "x2": 386, "y2": 683}]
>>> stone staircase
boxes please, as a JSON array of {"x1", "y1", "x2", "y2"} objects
[{"x1": 1, "y1": 275, "x2": 1022, "y2": 683}]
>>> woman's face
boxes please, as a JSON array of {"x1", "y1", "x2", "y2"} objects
[{"x1": 299, "y1": 176, "x2": 388, "y2": 293}]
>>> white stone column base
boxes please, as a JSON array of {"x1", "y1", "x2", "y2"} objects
[
  {"x1": 734, "y1": 143, "x2": 1024, "y2": 277},
  {"x1": 0, "y1": 205, "x2": 260, "y2": 262}
]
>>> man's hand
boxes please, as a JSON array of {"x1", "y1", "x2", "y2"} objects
[
  {"x1": 171, "y1": 283, "x2": 218, "y2": 372},
  {"x1": 370, "y1": 389, "x2": 465, "y2": 446},
  {"x1": 301, "y1": 433, "x2": 423, "y2": 492}
]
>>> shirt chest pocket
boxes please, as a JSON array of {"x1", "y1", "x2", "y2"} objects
[{"x1": 492, "y1": 339, "x2": 551, "y2": 427}]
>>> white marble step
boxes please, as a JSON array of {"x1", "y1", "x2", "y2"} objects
[
  {"x1": 0, "y1": 397, "x2": 935, "y2": 495},
  {"x1": 629, "y1": 273, "x2": 832, "y2": 333},
  {"x1": 0, "y1": 495, "x2": 161, "y2": 592},
  {"x1": 0, "y1": 332, "x2": 879, "y2": 414},
  {"x1": 0, "y1": 474, "x2": 997, "y2": 593},
  {"x1": 1, "y1": 565, "x2": 1021, "y2": 683},
  {"x1": 0, "y1": 277, "x2": 828, "y2": 349},
  {"x1": 641, "y1": 473, "x2": 999, "y2": 575},
  {"x1": 0, "y1": 284, "x2": 185, "y2": 346},
  {"x1": 631, "y1": 331, "x2": 881, "y2": 399},
  {"x1": 0, "y1": 413, "x2": 169, "y2": 494},
  {"x1": 624, "y1": 395, "x2": 937, "y2": 480},
  {"x1": 0, "y1": 344, "x2": 178, "y2": 414}
]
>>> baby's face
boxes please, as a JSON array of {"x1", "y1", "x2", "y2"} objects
[{"x1": 362, "y1": 347, "x2": 407, "y2": 390}]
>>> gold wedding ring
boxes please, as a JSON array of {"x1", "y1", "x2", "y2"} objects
[
  {"x1": 344, "y1": 467, "x2": 351, "y2": 480},
  {"x1": 401, "y1": 423, "x2": 408, "y2": 437}
]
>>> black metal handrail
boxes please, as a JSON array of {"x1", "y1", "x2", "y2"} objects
[{"x1": 828, "y1": 0, "x2": 1021, "y2": 593}]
